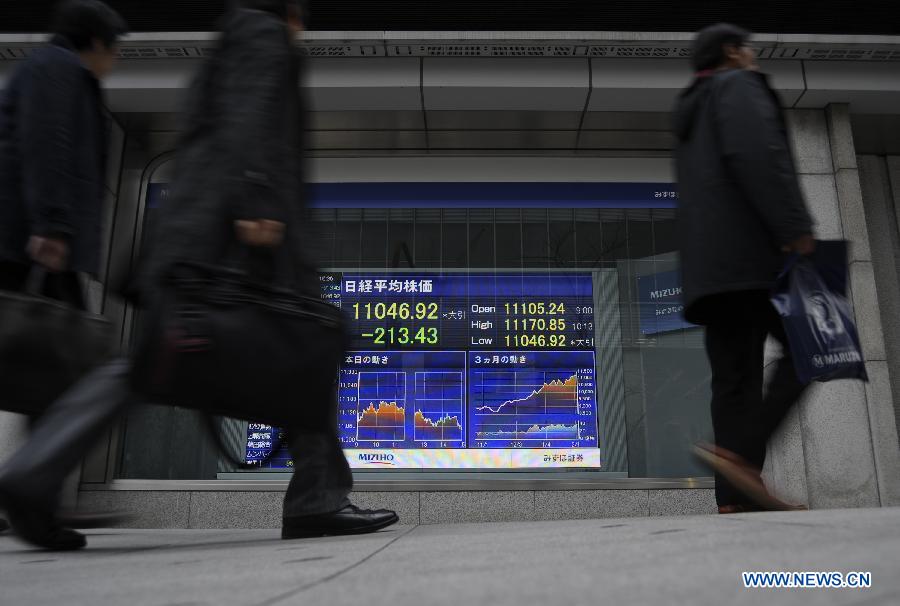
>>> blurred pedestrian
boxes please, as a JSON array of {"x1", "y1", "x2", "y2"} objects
[
  {"x1": 139, "y1": 0, "x2": 398, "y2": 540},
  {"x1": 0, "y1": 0, "x2": 127, "y2": 547},
  {"x1": 673, "y1": 23, "x2": 816, "y2": 513},
  {"x1": 0, "y1": 0, "x2": 124, "y2": 299},
  {"x1": 0, "y1": 0, "x2": 398, "y2": 552}
]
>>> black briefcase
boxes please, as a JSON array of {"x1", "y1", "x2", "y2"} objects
[
  {"x1": 130, "y1": 261, "x2": 346, "y2": 429},
  {"x1": 0, "y1": 274, "x2": 116, "y2": 416}
]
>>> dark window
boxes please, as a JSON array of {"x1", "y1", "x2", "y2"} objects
[
  {"x1": 334, "y1": 209, "x2": 362, "y2": 267},
  {"x1": 522, "y1": 209, "x2": 549, "y2": 268},
  {"x1": 360, "y1": 209, "x2": 388, "y2": 268},
  {"x1": 495, "y1": 209, "x2": 522, "y2": 269},
  {"x1": 468, "y1": 209, "x2": 494, "y2": 269}
]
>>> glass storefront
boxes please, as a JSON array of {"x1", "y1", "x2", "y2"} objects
[{"x1": 117, "y1": 176, "x2": 712, "y2": 480}]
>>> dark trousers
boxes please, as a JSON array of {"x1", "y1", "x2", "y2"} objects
[
  {"x1": 0, "y1": 357, "x2": 352, "y2": 517},
  {"x1": 703, "y1": 290, "x2": 808, "y2": 507},
  {"x1": 284, "y1": 429, "x2": 353, "y2": 517},
  {"x1": 0, "y1": 360, "x2": 131, "y2": 511}
]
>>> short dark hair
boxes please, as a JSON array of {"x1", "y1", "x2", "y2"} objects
[
  {"x1": 691, "y1": 23, "x2": 751, "y2": 71},
  {"x1": 238, "y1": 0, "x2": 308, "y2": 21},
  {"x1": 51, "y1": 0, "x2": 128, "y2": 51}
]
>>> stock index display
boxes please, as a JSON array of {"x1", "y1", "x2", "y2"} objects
[{"x1": 247, "y1": 272, "x2": 601, "y2": 469}]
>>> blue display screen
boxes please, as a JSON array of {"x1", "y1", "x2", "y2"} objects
[
  {"x1": 340, "y1": 351, "x2": 467, "y2": 449},
  {"x1": 333, "y1": 272, "x2": 599, "y2": 451},
  {"x1": 334, "y1": 272, "x2": 595, "y2": 351},
  {"x1": 335, "y1": 349, "x2": 598, "y2": 451},
  {"x1": 247, "y1": 271, "x2": 601, "y2": 465},
  {"x1": 468, "y1": 351, "x2": 597, "y2": 449}
]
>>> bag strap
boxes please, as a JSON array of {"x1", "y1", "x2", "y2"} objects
[{"x1": 202, "y1": 413, "x2": 289, "y2": 470}]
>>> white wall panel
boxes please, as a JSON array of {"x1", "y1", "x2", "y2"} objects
[
  {"x1": 103, "y1": 60, "x2": 195, "y2": 112},
  {"x1": 423, "y1": 58, "x2": 589, "y2": 111},
  {"x1": 306, "y1": 58, "x2": 421, "y2": 111},
  {"x1": 799, "y1": 61, "x2": 900, "y2": 112},
  {"x1": 589, "y1": 59, "x2": 692, "y2": 112}
]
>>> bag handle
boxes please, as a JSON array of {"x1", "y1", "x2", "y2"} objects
[{"x1": 203, "y1": 413, "x2": 289, "y2": 470}]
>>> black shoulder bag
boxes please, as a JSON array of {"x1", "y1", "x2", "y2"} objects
[
  {"x1": 0, "y1": 268, "x2": 115, "y2": 415},
  {"x1": 130, "y1": 258, "x2": 346, "y2": 468}
]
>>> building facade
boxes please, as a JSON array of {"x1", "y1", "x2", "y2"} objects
[{"x1": 1, "y1": 23, "x2": 900, "y2": 525}]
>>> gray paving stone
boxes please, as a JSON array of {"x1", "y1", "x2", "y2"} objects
[
  {"x1": 77, "y1": 490, "x2": 191, "y2": 529},
  {"x1": 0, "y1": 527, "x2": 406, "y2": 606},
  {"x1": 420, "y1": 491, "x2": 534, "y2": 524},
  {"x1": 3, "y1": 511, "x2": 900, "y2": 606},
  {"x1": 535, "y1": 489, "x2": 648, "y2": 520},
  {"x1": 649, "y1": 489, "x2": 716, "y2": 516}
]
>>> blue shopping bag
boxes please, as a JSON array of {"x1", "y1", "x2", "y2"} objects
[{"x1": 770, "y1": 240, "x2": 868, "y2": 384}]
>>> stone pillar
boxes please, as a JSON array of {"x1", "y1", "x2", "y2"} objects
[
  {"x1": 0, "y1": 413, "x2": 27, "y2": 464},
  {"x1": 828, "y1": 104, "x2": 900, "y2": 507},
  {"x1": 857, "y1": 152, "x2": 900, "y2": 507},
  {"x1": 764, "y1": 106, "x2": 900, "y2": 509}
]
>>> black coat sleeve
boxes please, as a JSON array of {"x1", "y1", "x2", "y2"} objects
[
  {"x1": 19, "y1": 58, "x2": 82, "y2": 238},
  {"x1": 715, "y1": 71, "x2": 814, "y2": 246},
  {"x1": 218, "y1": 18, "x2": 293, "y2": 225}
]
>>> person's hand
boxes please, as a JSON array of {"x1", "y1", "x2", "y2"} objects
[
  {"x1": 27, "y1": 235, "x2": 69, "y2": 272},
  {"x1": 782, "y1": 234, "x2": 816, "y2": 256},
  {"x1": 234, "y1": 219, "x2": 285, "y2": 248}
]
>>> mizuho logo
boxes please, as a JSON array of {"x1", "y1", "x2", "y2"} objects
[{"x1": 359, "y1": 453, "x2": 395, "y2": 464}]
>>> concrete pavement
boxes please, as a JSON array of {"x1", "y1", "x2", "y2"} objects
[{"x1": 1, "y1": 507, "x2": 899, "y2": 606}]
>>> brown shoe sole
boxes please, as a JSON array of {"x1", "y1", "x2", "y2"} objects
[{"x1": 693, "y1": 445, "x2": 808, "y2": 512}]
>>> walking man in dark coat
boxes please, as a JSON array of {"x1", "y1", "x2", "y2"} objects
[
  {"x1": 0, "y1": 0, "x2": 125, "y2": 302},
  {"x1": 141, "y1": 0, "x2": 398, "y2": 541},
  {"x1": 674, "y1": 23, "x2": 816, "y2": 512},
  {"x1": 0, "y1": 0, "x2": 126, "y2": 545}
]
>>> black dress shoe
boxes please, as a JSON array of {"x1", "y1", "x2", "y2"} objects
[
  {"x1": 0, "y1": 490, "x2": 86, "y2": 551},
  {"x1": 282, "y1": 504, "x2": 399, "y2": 539}
]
